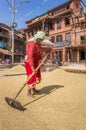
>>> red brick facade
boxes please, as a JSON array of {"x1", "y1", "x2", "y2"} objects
[{"x1": 24, "y1": 0, "x2": 86, "y2": 64}]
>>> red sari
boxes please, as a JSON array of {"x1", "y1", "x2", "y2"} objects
[{"x1": 24, "y1": 41, "x2": 42, "y2": 87}]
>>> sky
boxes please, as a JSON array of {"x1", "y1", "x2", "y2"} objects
[{"x1": 0, "y1": 0, "x2": 86, "y2": 29}]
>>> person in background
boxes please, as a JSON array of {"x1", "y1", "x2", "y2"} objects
[
  {"x1": 5, "y1": 58, "x2": 10, "y2": 64},
  {"x1": 20, "y1": 56, "x2": 24, "y2": 63},
  {"x1": 24, "y1": 31, "x2": 45, "y2": 98}
]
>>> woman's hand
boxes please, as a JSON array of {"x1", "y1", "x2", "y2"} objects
[{"x1": 31, "y1": 66, "x2": 37, "y2": 73}]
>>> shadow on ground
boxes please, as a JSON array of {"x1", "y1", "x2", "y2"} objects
[
  {"x1": 23, "y1": 85, "x2": 64, "y2": 108},
  {"x1": 35, "y1": 85, "x2": 64, "y2": 95}
]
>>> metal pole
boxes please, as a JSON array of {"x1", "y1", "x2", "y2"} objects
[
  {"x1": 6, "y1": 0, "x2": 29, "y2": 63},
  {"x1": 11, "y1": 0, "x2": 15, "y2": 63}
]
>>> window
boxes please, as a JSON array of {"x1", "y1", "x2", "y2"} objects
[
  {"x1": 0, "y1": 37, "x2": 2, "y2": 41},
  {"x1": 57, "y1": 20, "x2": 62, "y2": 29},
  {"x1": 65, "y1": 18, "x2": 70, "y2": 26},
  {"x1": 50, "y1": 36, "x2": 55, "y2": 43},
  {"x1": 66, "y1": 5, "x2": 70, "y2": 10},
  {"x1": 66, "y1": 33, "x2": 70, "y2": 41},
  {"x1": 81, "y1": 36, "x2": 86, "y2": 44},
  {"x1": 48, "y1": 22, "x2": 54, "y2": 30},
  {"x1": 0, "y1": 29, "x2": 2, "y2": 33},
  {"x1": 56, "y1": 35, "x2": 62, "y2": 42}
]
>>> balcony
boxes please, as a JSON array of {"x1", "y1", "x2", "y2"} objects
[
  {"x1": 0, "y1": 32, "x2": 9, "y2": 38},
  {"x1": 48, "y1": 7, "x2": 72, "y2": 19},
  {"x1": 54, "y1": 41, "x2": 71, "y2": 47},
  {"x1": 53, "y1": 7, "x2": 70, "y2": 16}
]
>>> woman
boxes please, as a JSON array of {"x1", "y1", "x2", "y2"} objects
[{"x1": 24, "y1": 31, "x2": 45, "y2": 98}]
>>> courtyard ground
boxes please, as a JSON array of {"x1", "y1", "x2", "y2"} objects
[{"x1": 0, "y1": 64, "x2": 86, "y2": 130}]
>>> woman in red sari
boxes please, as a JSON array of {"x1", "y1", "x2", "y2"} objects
[{"x1": 24, "y1": 31, "x2": 45, "y2": 98}]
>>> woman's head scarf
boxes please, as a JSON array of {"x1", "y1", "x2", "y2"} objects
[
  {"x1": 27, "y1": 31, "x2": 45, "y2": 43},
  {"x1": 34, "y1": 31, "x2": 45, "y2": 41}
]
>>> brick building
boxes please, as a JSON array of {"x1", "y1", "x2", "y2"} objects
[
  {"x1": 24, "y1": 0, "x2": 86, "y2": 64},
  {"x1": 0, "y1": 23, "x2": 26, "y2": 63}
]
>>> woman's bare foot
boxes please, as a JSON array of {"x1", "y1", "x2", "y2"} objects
[
  {"x1": 27, "y1": 89, "x2": 35, "y2": 98},
  {"x1": 31, "y1": 88, "x2": 34, "y2": 95}
]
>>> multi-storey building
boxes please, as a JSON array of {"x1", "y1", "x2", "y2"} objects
[
  {"x1": 24, "y1": 0, "x2": 86, "y2": 64},
  {"x1": 0, "y1": 23, "x2": 26, "y2": 62}
]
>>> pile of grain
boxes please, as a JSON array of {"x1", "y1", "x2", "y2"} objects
[{"x1": 10, "y1": 64, "x2": 25, "y2": 73}]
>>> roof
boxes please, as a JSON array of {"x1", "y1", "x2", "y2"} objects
[
  {"x1": 25, "y1": 12, "x2": 48, "y2": 24},
  {"x1": 48, "y1": 0, "x2": 72, "y2": 13},
  {"x1": 25, "y1": 0, "x2": 72, "y2": 24}
]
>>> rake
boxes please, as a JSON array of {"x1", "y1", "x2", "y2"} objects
[{"x1": 5, "y1": 54, "x2": 48, "y2": 111}]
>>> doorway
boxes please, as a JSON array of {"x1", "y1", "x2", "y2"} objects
[{"x1": 80, "y1": 51, "x2": 85, "y2": 60}]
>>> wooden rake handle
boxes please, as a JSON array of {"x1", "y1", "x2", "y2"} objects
[{"x1": 14, "y1": 54, "x2": 48, "y2": 100}]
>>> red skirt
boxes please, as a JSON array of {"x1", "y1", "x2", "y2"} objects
[{"x1": 24, "y1": 62, "x2": 41, "y2": 87}]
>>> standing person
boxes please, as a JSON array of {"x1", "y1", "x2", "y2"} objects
[{"x1": 24, "y1": 31, "x2": 45, "y2": 98}]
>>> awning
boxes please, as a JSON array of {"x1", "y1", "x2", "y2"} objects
[{"x1": 0, "y1": 48, "x2": 11, "y2": 55}]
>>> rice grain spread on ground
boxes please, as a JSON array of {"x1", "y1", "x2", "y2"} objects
[{"x1": 0, "y1": 64, "x2": 86, "y2": 130}]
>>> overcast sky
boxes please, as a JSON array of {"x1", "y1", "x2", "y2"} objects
[{"x1": 0, "y1": 0, "x2": 86, "y2": 29}]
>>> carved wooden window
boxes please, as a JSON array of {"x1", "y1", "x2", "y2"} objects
[
  {"x1": 57, "y1": 20, "x2": 62, "y2": 29},
  {"x1": 66, "y1": 33, "x2": 70, "y2": 41},
  {"x1": 56, "y1": 35, "x2": 62, "y2": 42},
  {"x1": 65, "y1": 18, "x2": 70, "y2": 26}
]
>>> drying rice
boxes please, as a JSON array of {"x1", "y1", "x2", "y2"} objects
[{"x1": 0, "y1": 66, "x2": 86, "y2": 130}]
